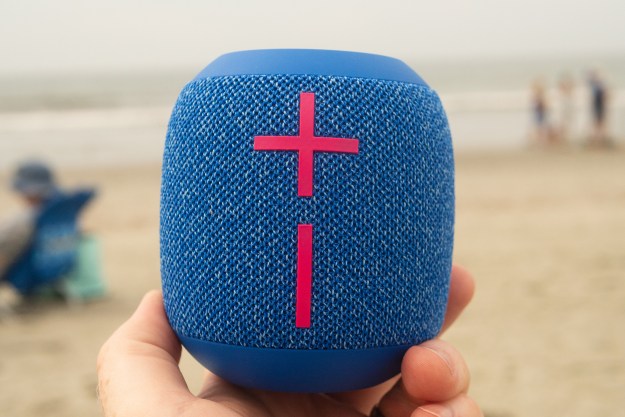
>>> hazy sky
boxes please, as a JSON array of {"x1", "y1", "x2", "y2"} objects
[{"x1": 1, "y1": 0, "x2": 623, "y2": 75}]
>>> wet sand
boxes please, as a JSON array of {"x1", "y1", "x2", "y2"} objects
[{"x1": 0, "y1": 149, "x2": 624, "y2": 417}]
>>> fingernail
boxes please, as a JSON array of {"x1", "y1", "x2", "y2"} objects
[
  {"x1": 417, "y1": 404, "x2": 453, "y2": 417},
  {"x1": 422, "y1": 344, "x2": 455, "y2": 376}
]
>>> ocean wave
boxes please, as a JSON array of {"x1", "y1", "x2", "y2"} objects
[{"x1": 0, "y1": 106, "x2": 171, "y2": 133}]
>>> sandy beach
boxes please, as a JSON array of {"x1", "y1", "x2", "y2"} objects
[{"x1": 0, "y1": 148, "x2": 624, "y2": 417}]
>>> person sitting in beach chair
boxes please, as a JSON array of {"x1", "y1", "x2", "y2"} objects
[{"x1": 0, "y1": 160, "x2": 105, "y2": 303}]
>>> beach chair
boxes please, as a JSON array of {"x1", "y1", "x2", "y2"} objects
[{"x1": 4, "y1": 189, "x2": 102, "y2": 298}]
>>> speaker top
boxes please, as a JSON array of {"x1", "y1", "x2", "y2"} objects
[{"x1": 193, "y1": 49, "x2": 428, "y2": 86}]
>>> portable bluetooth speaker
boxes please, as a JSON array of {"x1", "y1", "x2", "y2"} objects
[{"x1": 160, "y1": 49, "x2": 454, "y2": 392}]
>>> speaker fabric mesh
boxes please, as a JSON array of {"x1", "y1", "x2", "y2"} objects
[{"x1": 161, "y1": 74, "x2": 454, "y2": 350}]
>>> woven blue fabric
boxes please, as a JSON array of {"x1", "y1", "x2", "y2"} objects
[{"x1": 161, "y1": 74, "x2": 454, "y2": 350}]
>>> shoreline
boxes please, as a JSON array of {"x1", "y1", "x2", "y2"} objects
[{"x1": 1, "y1": 84, "x2": 623, "y2": 171}]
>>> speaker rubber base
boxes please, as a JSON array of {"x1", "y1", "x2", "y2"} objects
[{"x1": 179, "y1": 334, "x2": 412, "y2": 393}]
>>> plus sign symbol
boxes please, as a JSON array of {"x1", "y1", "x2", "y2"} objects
[
  {"x1": 254, "y1": 92, "x2": 359, "y2": 328},
  {"x1": 254, "y1": 92, "x2": 359, "y2": 197}
]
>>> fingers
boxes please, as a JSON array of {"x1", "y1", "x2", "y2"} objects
[
  {"x1": 401, "y1": 340, "x2": 469, "y2": 403},
  {"x1": 413, "y1": 395, "x2": 483, "y2": 417},
  {"x1": 97, "y1": 291, "x2": 218, "y2": 417},
  {"x1": 376, "y1": 339, "x2": 475, "y2": 417},
  {"x1": 439, "y1": 264, "x2": 475, "y2": 335}
]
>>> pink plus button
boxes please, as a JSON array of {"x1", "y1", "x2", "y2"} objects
[{"x1": 254, "y1": 92, "x2": 359, "y2": 197}]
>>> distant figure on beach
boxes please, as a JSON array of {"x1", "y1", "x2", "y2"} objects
[
  {"x1": 0, "y1": 161, "x2": 57, "y2": 280},
  {"x1": 530, "y1": 79, "x2": 555, "y2": 145},
  {"x1": 557, "y1": 73, "x2": 575, "y2": 142},
  {"x1": 0, "y1": 160, "x2": 104, "y2": 305},
  {"x1": 587, "y1": 70, "x2": 610, "y2": 146}
]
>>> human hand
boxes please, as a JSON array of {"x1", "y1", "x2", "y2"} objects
[{"x1": 97, "y1": 265, "x2": 481, "y2": 417}]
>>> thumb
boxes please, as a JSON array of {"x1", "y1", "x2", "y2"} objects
[{"x1": 96, "y1": 291, "x2": 217, "y2": 417}]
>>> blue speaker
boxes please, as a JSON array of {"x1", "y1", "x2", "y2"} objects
[{"x1": 160, "y1": 49, "x2": 454, "y2": 392}]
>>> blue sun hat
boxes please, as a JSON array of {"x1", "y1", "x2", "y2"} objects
[{"x1": 11, "y1": 160, "x2": 58, "y2": 199}]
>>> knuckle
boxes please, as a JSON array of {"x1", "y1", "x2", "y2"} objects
[{"x1": 461, "y1": 394, "x2": 483, "y2": 417}]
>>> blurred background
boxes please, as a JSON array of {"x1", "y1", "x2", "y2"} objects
[{"x1": 0, "y1": 1, "x2": 623, "y2": 416}]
